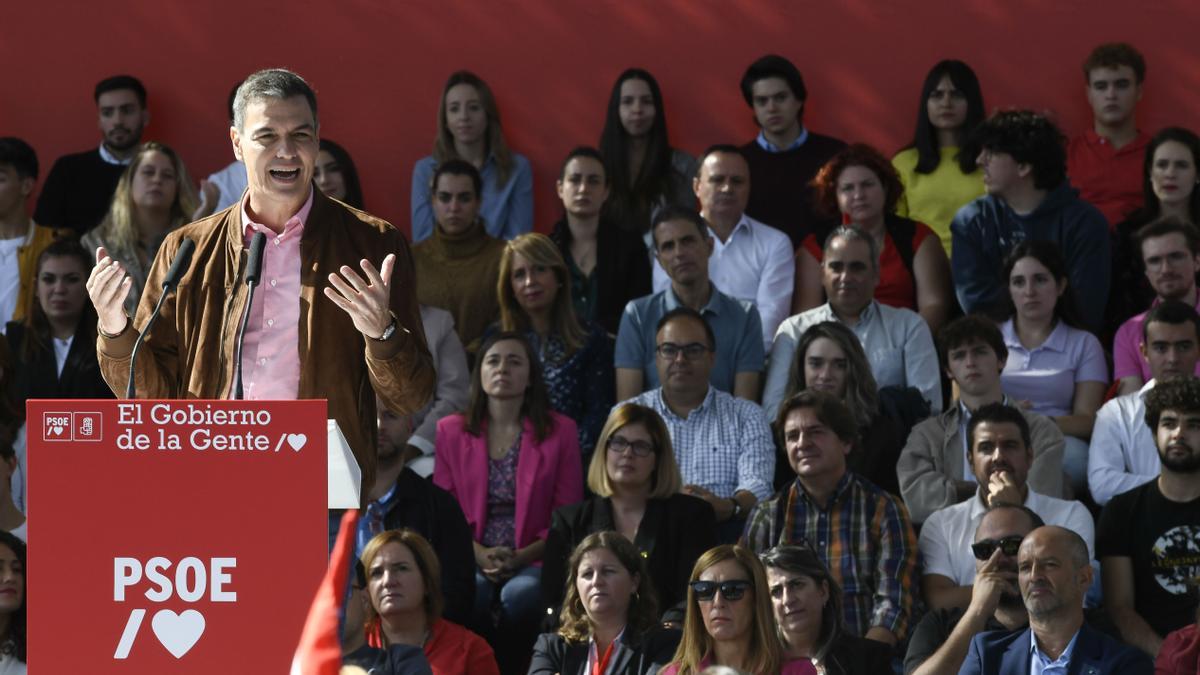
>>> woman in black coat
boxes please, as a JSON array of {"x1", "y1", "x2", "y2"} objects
[
  {"x1": 530, "y1": 532, "x2": 679, "y2": 675},
  {"x1": 542, "y1": 404, "x2": 716, "y2": 624}
]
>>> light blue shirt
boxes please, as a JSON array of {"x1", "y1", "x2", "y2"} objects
[
  {"x1": 410, "y1": 153, "x2": 533, "y2": 242},
  {"x1": 1030, "y1": 628, "x2": 1080, "y2": 675},
  {"x1": 755, "y1": 128, "x2": 809, "y2": 153},
  {"x1": 999, "y1": 319, "x2": 1108, "y2": 418}
]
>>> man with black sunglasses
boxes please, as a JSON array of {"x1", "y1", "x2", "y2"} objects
[{"x1": 918, "y1": 403, "x2": 1093, "y2": 613}]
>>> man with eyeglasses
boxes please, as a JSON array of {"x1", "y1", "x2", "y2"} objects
[
  {"x1": 615, "y1": 205, "x2": 764, "y2": 403},
  {"x1": 1090, "y1": 300, "x2": 1200, "y2": 505},
  {"x1": 619, "y1": 306, "x2": 774, "y2": 542},
  {"x1": 918, "y1": 403, "x2": 1092, "y2": 613},
  {"x1": 905, "y1": 503, "x2": 1044, "y2": 675},
  {"x1": 742, "y1": 390, "x2": 918, "y2": 646},
  {"x1": 1111, "y1": 219, "x2": 1200, "y2": 396}
]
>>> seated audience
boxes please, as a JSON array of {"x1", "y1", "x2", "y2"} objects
[
  {"x1": 550, "y1": 147, "x2": 651, "y2": 335},
  {"x1": 433, "y1": 332, "x2": 583, "y2": 636},
  {"x1": 598, "y1": 68, "x2": 697, "y2": 236},
  {"x1": 615, "y1": 206, "x2": 763, "y2": 402},
  {"x1": 918, "y1": 403, "x2": 1094, "y2": 611},
  {"x1": 351, "y1": 529, "x2": 499, "y2": 675},
  {"x1": 892, "y1": 59, "x2": 986, "y2": 255},
  {"x1": 195, "y1": 82, "x2": 248, "y2": 216},
  {"x1": 999, "y1": 240, "x2": 1108, "y2": 495},
  {"x1": 82, "y1": 141, "x2": 199, "y2": 314},
  {"x1": 777, "y1": 320, "x2": 927, "y2": 495},
  {"x1": 760, "y1": 545, "x2": 893, "y2": 675},
  {"x1": 1090, "y1": 300, "x2": 1200, "y2": 504},
  {"x1": 389, "y1": 305, "x2": 470, "y2": 478},
  {"x1": 1067, "y1": 43, "x2": 1150, "y2": 227},
  {"x1": 1098, "y1": 376, "x2": 1200, "y2": 656},
  {"x1": 497, "y1": 233, "x2": 614, "y2": 454},
  {"x1": 412, "y1": 160, "x2": 506, "y2": 352},
  {"x1": 661, "y1": 545, "x2": 816, "y2": 675},
  {"x1": 952, "y1": 110, "x2": 1110, "y2": 331},
  {"x1": 651, "y1": 145, "x2": 793, "y2": 351},
  {"x1": 314, "y1": 138, "x2": 364, "y2": 209},
  {"x1": 1109, "y1": 128, "x2": 1200, "y2": 332},
  {"x1": 5, "y1": 239, "x2": 114, "y2": 403},
  {"x1": 0, "y1": 531, "x2": 25, "y2": 674},
  {"x1": 619, "y1": 308, "x2": 774, "y2": 542},
  {"x1": 542, "y1": 404, "x2": 717, "y2": 621},
  {"x1": 0, "y1": 442, "x2": 22, "y2": 543},
  {"x1": 742, "y1": 391, "x2": 918, "y2": 645},
  {"x1": 795, "y1": 144, "x2": 953, "y2": 332},
  {"x1": 35, "y1": 75, "x2": 149, "y2": 234},
  {"x1": 738, "y1": 54, "x2": 846, "y2": 248},
  {"x1": 960, "y1": 526, "x2": 1153, "y2": 675},
  {"x1": 411, "y1": 71, "x2": 532, "y2": 242},
  {"x1": 898, "y1": 315, "x2": 1066, "y2": 523},
  {"x1": 350, "y1": 396, "x2": 475, "y2": 624},
  {"x1": 0, "y1": 137, "x2": 67, "y2": 331},
  {"x1": 905, "y1": 504, "x2": 1044, "y2": 675},
  {"x1": 764, "y1": 225, "x2": 942, "y2": 420},
  {"x1": 1112, "y1": 218, "x2": 1200, "y2": 395},
  {"x1": 530, "y1": 532, "x2": 680, "y2": 675},
  {"x1": 1156, "y1": 609, "x2": 1200, "y2": 675}
]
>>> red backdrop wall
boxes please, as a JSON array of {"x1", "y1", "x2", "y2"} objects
[{"x1": 6, "y1": 1, "x2": 1199, "y2": 238}]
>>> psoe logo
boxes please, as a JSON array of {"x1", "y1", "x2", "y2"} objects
[
  {"x1": 43, "y1": 413, "x2": 73, "y2": 442},
  {"x1": 73, "y1": 412, "x2": 103, "y2": 442}
]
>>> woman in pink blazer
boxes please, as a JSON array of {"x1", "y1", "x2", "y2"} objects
[{"x1": 433, "y1": 331, "x2": 583, "y2": 642}]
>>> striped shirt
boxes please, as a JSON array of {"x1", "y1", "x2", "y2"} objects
[
  {"x1": 741, "y1": 472, "x2": 918, "y2": 639},
  {"x1": 620, "y1": 387, "x2": 774, "y2": 501}
]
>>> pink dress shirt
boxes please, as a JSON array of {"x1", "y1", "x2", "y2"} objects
[{"x1": 237, "y1": 190, "x2": 313, "y2": 400}]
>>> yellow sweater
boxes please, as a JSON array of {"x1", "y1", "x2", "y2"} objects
[
  {"x1": 893, "y1": 147, "x2": 985, "y2": 255},
  {"x1": 12, "y1": 221, "x2": 69, "y2": 324}
]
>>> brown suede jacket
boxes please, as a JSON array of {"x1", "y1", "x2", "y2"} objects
[{"x1": 97, "y1": 191, "x2": 436, "y2": 494}]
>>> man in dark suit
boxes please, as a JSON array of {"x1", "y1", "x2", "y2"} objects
[{"x1": 959, "y1": 526, "x2": 1152, "y2": 674}]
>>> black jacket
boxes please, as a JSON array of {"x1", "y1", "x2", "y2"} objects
[
  {"x1": 5, "y1": 320, "x2": 114, "y2": 407},
  {"x1": 542, "y1": 494, "x2": 716, "y2": 623},
  {"x1": 551, "y1": 218, "x2": 652, "y2": 336},
  {"x1": 528, "y1": 627, "x2": 680, "y2": 675}
]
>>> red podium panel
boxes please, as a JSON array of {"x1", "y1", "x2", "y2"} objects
[{"x1": 28, "y1": 399, "x2": 328, "y2": 672}]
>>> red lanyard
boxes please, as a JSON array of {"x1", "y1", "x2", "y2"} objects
[{"x1": 592, "y1": 638, "x2": 617, "y2": 675}]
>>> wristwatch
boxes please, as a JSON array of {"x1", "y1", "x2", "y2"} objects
[{"x1": 373, "y1": 318, "x2": 397, "y2": 342}]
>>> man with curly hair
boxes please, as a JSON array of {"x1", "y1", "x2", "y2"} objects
[
  {"x1": 950, "y1": 110, "x2": 1110, "y2": 331},
  {"x1": 1096, "y1": 375, "x2": 1200, "y2": 657}
]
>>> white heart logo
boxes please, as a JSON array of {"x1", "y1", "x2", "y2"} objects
[
  {"x1": 287, "y1": 434, "x2": 307, "y2": 451},
  {"x1": 151, "y1": 609, "x2": 205, "y2": 659},
  {"x1": 50, "y1": 425, "x2": 63, "y2": 436}
]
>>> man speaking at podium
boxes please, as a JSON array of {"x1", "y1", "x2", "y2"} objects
[{"x1": 84, "y1": 69, "x2": 435, "y2": 494}]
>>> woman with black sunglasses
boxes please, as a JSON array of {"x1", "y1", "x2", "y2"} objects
[
  {"x1": 660, "y1": 545, "x2": 816, "y2": 675},
  {"x1": 541, "y1": 404, "x2": 716, "y2": 625},
  {"x1": 760, "y1": 545, "x2": 892, "y2": 675}
]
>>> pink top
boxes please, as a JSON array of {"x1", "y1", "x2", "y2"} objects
[
  {"x1": 237, "y1": 189, "x2": 313, "y2": 400},
  {"x1": 660, "y1": 655, "x2": 816, "y2": 675},
  {"x1": 1112, "y1": 294, "x2": 1200, "y2": 382}
]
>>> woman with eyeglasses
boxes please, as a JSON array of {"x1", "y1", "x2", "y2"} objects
[
  {"x1": 760, "y1": 546, "x2": 891, "y2": 675},
  {"x1": 530, "y1": 531, "x2": 680, "y2": 675},
  {"x1": 542, "y1": 404, "x2": 716, "y2": 624},
  {"x1": 661, "y1": 545, "x2": 816, "y2": 675}
]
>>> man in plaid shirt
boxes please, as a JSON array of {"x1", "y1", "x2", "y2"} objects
[{"x1": 742, "y1": 390, "x2": 919, "y2": 645}]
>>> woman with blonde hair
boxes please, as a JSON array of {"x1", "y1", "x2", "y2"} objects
[
  {"x1": 542, "y1": 404, "x2": 715, "y2": 623},
  {"x1": 661, "y1": 545, "x2": 815, "y2": 675},
  {"x1": 529, "y1": 532, "x2": 679, "y2": 675},
  {"x1": 496, "y1": 232, "x2": 613, "y2": 454},
  {"x1": 411, "y1": 70, "x2": 532, "y2": 242},
  {"x1": 82, "y1": 141, "x2": 198, "y2": 314},
  {"x1": 351, "y1": 528, "x2": 498, "y2": 675}
]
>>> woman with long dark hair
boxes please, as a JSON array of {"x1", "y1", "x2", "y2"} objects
[
  {"x1": 314, "y1": 138, "x2": 364, "y2": 209},
  {"x1": 411, "y1": 71, "x2": 532, "y2": 241},
  {"x1": 598, "y1": 68, "x2": 697, "y2": 237},
  {"x1": 0, "y1": 531, "x2": 24, "y2": 674},
  {"x1": 892, "y1": 60, "x2": 986, "y2": 255}
]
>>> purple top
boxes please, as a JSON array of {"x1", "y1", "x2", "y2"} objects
[
  {"x1": 481, "y1": 431, "x2": 522, "y2": 548},
  {"x1": 1113, "y1": 296, "x2": 1200, "y2": 381},
  {"x1": 1000, "y1": 319, "x2": 1108, "y2": 417}
]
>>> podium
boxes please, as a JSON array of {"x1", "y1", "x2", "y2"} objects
[{"x1": 27, "y1": 399, "x2": 354, "y2": 671}]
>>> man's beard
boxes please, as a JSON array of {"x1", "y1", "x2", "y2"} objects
[
  {"x1": 998, "y1": 588, "x2": 1024, "y2": 610},
  {"x1": 104, "y1": 126, "x2": 142, "y2": 153},
  {"x1": 1160, "y1": 446, "x2": 1200, "y2": 473}
]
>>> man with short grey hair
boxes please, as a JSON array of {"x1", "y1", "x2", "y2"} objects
[
  {"x1": 87, "y1": 68, "x2": 436, "y2": 497},
  {"x1": 763, "y1": 226, "x2": 941, "y2": 419}
]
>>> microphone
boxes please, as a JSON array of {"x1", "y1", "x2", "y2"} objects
[
  {"x1": 126, "y1": 238, "x2": 196, "y2": 399},
  {"x1": 232, "y1": 232, "x2": 267, "y2": 400}
]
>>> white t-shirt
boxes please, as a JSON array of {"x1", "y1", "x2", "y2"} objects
[
  {"x1": 919, "y1": 489, "x2": 1095, "y2": 585},
  {"x1": 0, "y1": 236, "x2": 24, "y2": 333}
]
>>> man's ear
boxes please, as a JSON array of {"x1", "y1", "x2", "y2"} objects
[{"x1": 229, "y1": 126, "x2": 243, "y2": 162}]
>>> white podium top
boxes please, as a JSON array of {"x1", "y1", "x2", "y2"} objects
[{"x1": 327, "y1": 420, "x2": 361, "y2": 508}]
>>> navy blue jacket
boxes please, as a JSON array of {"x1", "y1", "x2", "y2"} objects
[{"x1": 958, "y1": 622, "x2": 1152, "y2": 675}]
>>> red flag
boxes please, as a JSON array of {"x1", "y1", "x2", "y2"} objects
[{"x1": 291, "y1": 509, "x2": 360, "y2": 675}]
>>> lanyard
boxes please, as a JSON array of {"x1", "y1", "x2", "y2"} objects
[{"x1": 592, "y1": 638, "x2": 617, "y2": 675}]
